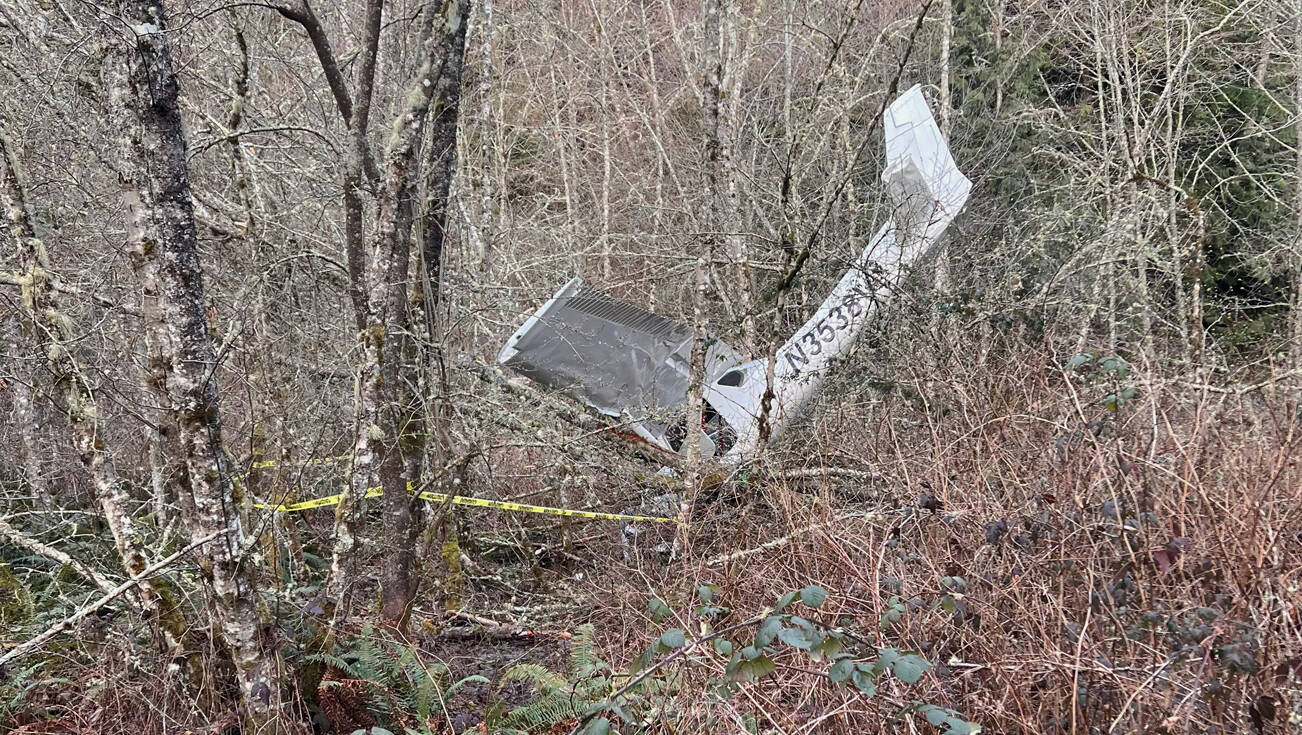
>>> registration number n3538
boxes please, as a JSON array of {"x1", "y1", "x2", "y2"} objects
[{"x1": 780, "y1": 290, "x2": 867, "y2": 372}]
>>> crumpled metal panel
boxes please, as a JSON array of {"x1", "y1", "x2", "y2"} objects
[{"x1": 499, "y1": 281, "x2": 741, "y2": 428}]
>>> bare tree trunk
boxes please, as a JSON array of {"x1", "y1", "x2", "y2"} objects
[
  {"x1": 551, "y1": 64, "x2": 578, "y2": 266},
  {"x1": 110, "y1": 4, "x2": 292, "y2": 728},
  {"x1": 2, "y1": 244, "x2": 47, "y2": 506},
  {"x1": 993, "y1": 0, "x2": 1005, "y2": 118},
  {"x1": 1, "y1": 130, "x2": 48, "y2": 512},
  {"x1": 939, "y1": 0, "x2": 953, "y2": 138},
  {"x1": 474, "y1": 0, "x2": 496, "y2": 269},
  {"x1": 678, "y1": 0, "x2": 727, "y2": 542},
  {"x1": 598, "y1": 11, "x2": 614, "y2": 280},
  {"x1": 1293, "y1": 0, "x2": 1302, "y2": 376},
  {"x1": 2, "y1": 118, "x2": 188, "y2": 657},
  {"x1": 273, "y1": 0, "x2": 381, "y2": 329},
  {"x1": 722, "y1": 3, "x2": 753, "y2": 356},
  {"x1": 329, "y1": 0, "x2": 468, "y2": 629},
  {"x1": 1162, "y1": 3, "x2": 1190, "y2": 368},
  {"x1": 325, "y1": 0, "x2": 385, "y2": 611},
  {"x1": 403, "y1": 0, "x2": 468, "y2": 626},
  {"x1": 123, "y1": 123, "x2": 187, "y2": 537},
  {"x1": 419, "y1": 0, "x2": 469, "y2": 432},
  {"x1": 10, "y1": 357, "x2": 47, "y2": 506},
  {"x1": 224, "y1": 17, "x2": 305, "y2": 587},
  {"x1": 931, "y1": 0, "x2": 956, "y2": 371},
  {"x1": 421, "y1": 14, "x2": 468, "y2": 312}
]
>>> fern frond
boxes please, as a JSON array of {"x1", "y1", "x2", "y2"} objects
[
  {"x1": 569, "y1": 623, "x2": 600, "y2": 675},
  {"x1": 446, "y1": 674, "x2": 490, "y2": 699},
  {"x1": 499, "y1": 694, "x2": 579, "y2": 731},
  {"x1": 501, "y1": 663, "x2": 567, "y2": 694},
  {"x1": 414, "y1": 671, "x2": 438, "y2": 722},
  {"x1": 304, "y1": 651, "x2": 362, "y2": 679},
  {"x1": 2, "y1": 662, "x2": 45, "y2": 713},
  {"x1": 351, "y1": 633, "x2": 390, "y2": 683}
]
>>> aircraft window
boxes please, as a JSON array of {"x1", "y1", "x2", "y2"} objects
[{"x1": 717, "y1": 370, "x2": 745, "y2": 387}]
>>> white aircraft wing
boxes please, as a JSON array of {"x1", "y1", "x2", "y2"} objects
[{"x1": 883, "y1": 84, "x2": 972, "y2": 230}]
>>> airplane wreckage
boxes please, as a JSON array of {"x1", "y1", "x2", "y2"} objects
[{"x1": 497, "y1": 85, "x2": 971, "y2": 465}]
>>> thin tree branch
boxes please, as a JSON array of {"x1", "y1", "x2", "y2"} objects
[
  {"x1": 273, "y1": 1, "x2": 353, "y2": 122},
  {"x1": 188, "y1": 125, "x2": 338, "y2": 158},
  {"x1": 0, "y1": 532, "x2": 221, "y2": 669},
  {"x1": 272, "y1": 0, "x2": 381, "y2": 182},
  {"x1": 0, "y1": 517, "x2": 116, "y2": 595},
  {"x1": 772, "y1": 0, "x2": 933, "y2": 295}
]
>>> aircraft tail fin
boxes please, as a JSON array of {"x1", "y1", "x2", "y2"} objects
[{"x1": 881, "y1": 85, "x2": 972, "y2": 237}]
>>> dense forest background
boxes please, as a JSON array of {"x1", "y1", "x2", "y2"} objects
[{"x1": 1, "y1": 0, "x2": 1300, "y2": 733}]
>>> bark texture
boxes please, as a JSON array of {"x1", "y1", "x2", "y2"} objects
[
  {"x1": 323, "y1": 0, "x2": 386, "y2": 609},
  {"x1": 110, "y1": 2, "x2": 291, "y2": 728},
  {"x1": 325, "y1": 0, "x2": 469, "y2": 629},
  {"x1": 1, "y1": 118, "x2": 185, "y2": 649},
  {"x1": 2, "y1": 130, "x2": 45, "y2": 509},
  {"x1": 420, "y1": 18, "x2": 468, "y2": 314},
  {"x1": 678, "y1": 0, "x2": 728, "y2": 539},
  {"x1": 123, "y1": 125, "x2": 187, "y2": 536},
  {"x1": 9, "y1": 353, "x2": 46, "y2": 505},
  {"x1": 1294, "y1": 0, "x2": 1302, "y2": 375}
]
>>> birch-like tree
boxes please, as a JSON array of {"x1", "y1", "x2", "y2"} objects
[
  {"x1": 108, "y1": 1, "x2": 292, "y2": 727},
  {"x1": 1, "y1": 117, "x2": 190, "y2": 659},
  {"x1": 272, "y1": 0, "x2": 469, "y2": 627},
  {"x1": 366, "y1": 0, "x2": 469, "y2": 627}
]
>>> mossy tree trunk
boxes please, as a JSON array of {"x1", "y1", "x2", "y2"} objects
[
  {"x1": 678, "y1": 0, "x2": 728, "y2": 543},
  {"x1": 321, "y1": 0, "x2": 385, "y2": 614},
  {"x1": 315, "y1": 0, "x2": 468, "y2": 630},
  {"x1": 109, "y1": 1, "x2": 294, "y2": 729},
  {"x1": 372, "y1": 0, "x2": 469, "y2": 629},
  {"x1": 1, "y1": 118, "x2": 189, "y2": 658}
]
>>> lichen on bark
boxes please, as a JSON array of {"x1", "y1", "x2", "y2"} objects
[{"x1": 109, "y1": 1, "x2": 296, "y2": 729}]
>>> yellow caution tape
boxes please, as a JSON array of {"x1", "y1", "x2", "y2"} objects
[
  {"x1": 240, "y1": 455, "x2": 674, "y2": 523},
  {"x1": 254, "y1": 485, "x2": 674, "y2": 524}
]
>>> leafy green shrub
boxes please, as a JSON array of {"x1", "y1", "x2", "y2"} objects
[{"x1": 575, "y1": 584, "x2": 980, "y2": 735}]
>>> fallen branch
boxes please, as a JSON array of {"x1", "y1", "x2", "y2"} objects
[
  {"x1": 0, "y1": 531, "x2": 220, "y2": 669},
  {"x1": 1178, "y1": 371, "x2": 1302, "y2": 396},
  {"x1": 436, "y1": 610, "x2": 534, "y2": 640},
  {"x1": 0, "y1": 517, "x2": 116, "y2": 595},
  {"x1": 706, "y1": 511, "x2": 877, "y2": 568},
  {"x1": 775, "y1": 467, "x2": 884, "y2": 483}
]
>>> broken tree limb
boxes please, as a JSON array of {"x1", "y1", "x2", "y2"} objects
[
  {"x1": 429, "y1": 609, "x2": 535, "y2": 640},
  {"x1": 0, "y1": 517, "x2": 116, "y2": 595},
  {"x1": 774, "y1": 466, "x2": 884, "y2": 483},
  {"x1": 705, "y1": 511, "x2": 878, "y2": 568},
  {"x1": 0, "y1": 531, "x2": 220, "y2": 669}
]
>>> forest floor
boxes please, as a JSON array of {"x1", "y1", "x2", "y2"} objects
[{"x1": 4, "y1": 355, "x2": 1300, "y2": 734}]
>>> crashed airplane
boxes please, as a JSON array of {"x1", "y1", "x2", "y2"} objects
[{"x1": 497, "y1": 84, "x2": 971, "y2": 465}]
